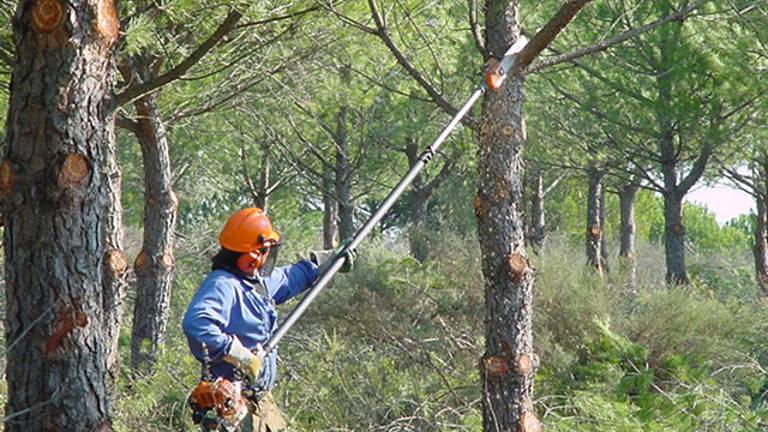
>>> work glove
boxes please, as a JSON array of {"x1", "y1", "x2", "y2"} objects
[
  {"x1": 309, "y1": 240, "x2": 356, "y2": 274},
  {"x1": 223, "y1": 337, "x2": 262, "y2": 382}
]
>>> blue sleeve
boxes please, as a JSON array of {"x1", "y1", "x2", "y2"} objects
[
  {"x1": 182, "y1": 276, "x2": 236, "y2": 361},
  {"x1": 263, "y1": 259, "x2": 319, "y2": 305}
]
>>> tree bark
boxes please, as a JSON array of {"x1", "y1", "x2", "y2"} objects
[
  {"x1": 406, "y1": 136, "x2": 430, "y2": 261},
  {"x1": 586, "y1": 168, "x2": 605, "y2": 275},
  {"x1": 527, "y1": 172, "x2": 546, "y2": 253},
  {"x1": 663, "y1": 191, "x2": 688, "y2": 284},
  {"x1": 754, "y1": 154, "x2": 768, "y2": 295},
  {"x1": 335, "y1": 104, "x2": 354, "y2": 241},
  {"x1": 599, "y1": 185, "x2": 609, "y2": 271},
  {"x1": 475, "y1": 2, "x2": 538, "y2": 430},
  {"x1": 619, "y1": 183, "x2": 639, "y2": 293},
  {"x1": 3, "y1": 0, "x2": 123, "y2": 429},
  {"x1": 130, "y1": 93, "x2": 178, "y2": 372},
  {"x1": 754, "y1": 192, "x2": 768, "y2": 294},
  {"x1": 322, "y1": 167, "x2": 338, "y2": 249}
]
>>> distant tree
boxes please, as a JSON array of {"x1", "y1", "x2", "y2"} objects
[{"x1": 546, "y1": 1, "x2": 759, "y2": 284}]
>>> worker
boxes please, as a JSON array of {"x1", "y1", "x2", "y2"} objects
[{"x1": 183, "y1": 207, "x2": 353, "y2": 431}]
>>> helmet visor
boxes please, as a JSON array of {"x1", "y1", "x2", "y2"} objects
[{"x1": 258, "y1": 243, "x2": 281, "y2": 278}]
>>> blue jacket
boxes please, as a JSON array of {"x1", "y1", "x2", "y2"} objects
[{"x1": 182, "y1": 260, "x2": 319, "y2": 391}]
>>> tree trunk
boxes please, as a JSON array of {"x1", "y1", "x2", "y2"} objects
[
  {"x1": 322, "y1": 168, "x2": 338, "y2": 249},
  {"x1": 335, "y1": 105, "x2": 354, "y2": 241},
  {"x1": 586, "y1": 168, "x2": 605, "y2": 275},
  {"x1": 130, "y1": 93, "x2": 178, "y2": 372},
  {"x1": 664, "y1": 191, "x2": 688, "y2": 284},
  {"x1": 599, "y1": 185, "x2": 609, "y2": 271},
  {"x1": 3, "y1": 1, "x2": 123, "y2": 429},
  {"x1": 410, "y1": 190, "x2": 430, "y2": 261},
  {"x1": 619, "y1": 183, "x2": 639, "y2": 293},
  {"x1": 754, "y1": 193, "x2": 768, "y2": 294},
  {"x1": 754, "y1": 155, "x2": 768, "y2": 294},
  {"x1": 527, "y1": 172, "x2": 546, "y2": 253},
  {"x1": 475, "y1": 2, "x2": 538, "y2": 430},
  {"x1": 406, "y1": 136, "x2": 430, "y2": 261}
]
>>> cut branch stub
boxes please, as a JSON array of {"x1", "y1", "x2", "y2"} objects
[
  {"x1": 479, "y1": 122, "x2": 491, "y2": 139},
  {"x1": 58, "y1": 154, "x2": 89, "y2": 188},
  {"x1": 0, "y1": 160, "x2": 15, "y2": 196},
  {"x1": 106, "y1": 249, "x2": 128, "y2": 275},
  {"x1": 96, "y1": 0, "x2": 119, "y2": 46},
  {"x1": 162, "y1": 253, "x2": 174, "y2": 268},
  {"x1": 44, "y1": 304, "x2": 89, "y2": 358},
  {"x1": 520, "y1": 411, "x2": 542, "y2": 432},
  {"x1": 32, "y1": 0, "x2": 65, "y2": 33},
  {"x1": 134, "y1": 251, "x2": 148, "y2": 271},
  {"x1": 516, "y1": 354, "x2": 534, "y2": 376},
  {"x1": 589, "y1": 225, "x2": 602, "y2": 238},
  {"x1": 473, "y1": 194, "x2": 488, "y2": 220},
  {"x1": 506, "y1": 252, "x2": 529, "y2": 281},
  {"x1": 482, "y1": 355, "x2": 509, "y2": 378},
  {"x1": 501, "y1": 123, "x2": 515, "y2": 137}
]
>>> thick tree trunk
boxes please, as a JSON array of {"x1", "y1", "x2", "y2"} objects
[
  {"x1": 322, "y1": 168, "x2": 338, "y2": 249},
  {"x1": 3, "y1": 1, "x2": 122, "y2": 429},
  {"x1": 475, "y1": 2, "x2": 538, "y2": 430},
  {"x1": 130, "y1": 93, "x2": 178, "y2": 372},
  {"x1": 586, "y1": 168, "x2": 605, "y2": 275},
  {"x1": 335, "y1": 105, "x2": 354, "y2": 241},
  {"x1": 754, "y1": 155, "x2": 768, "y2": 294},
  {"x1": 527, "y1": 172, "x2": 546, "y2": 253},
  {"x1": 754, "y1": 193, "x2": 768, "y2": 294},
  {"x1": 619, "y1": 183, "x2": 639, "y2": 293},
  {"x1": 664, "y1": 191, "x2": 688, "y2": 284}
]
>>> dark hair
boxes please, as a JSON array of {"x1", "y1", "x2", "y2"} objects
[
  {"x1": 212, "y1": 248, "x2": 242, "y2": 272},
  {"x1": 211, "y1": 248, "x2": 263, "y2": 282}
]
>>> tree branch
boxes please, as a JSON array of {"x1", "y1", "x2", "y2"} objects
[
  {"x1": 543, "y1": 171, "x2": 568, "y2": 196},
  {"x1": 719, "y1": 162, "x2": 758, "y2": 198},
  {"x1": 525, "y1": 0, "x2": 707, "y2": 74},
  {"x1": 236, "y1": 4, "x2": 320, "y2": 29},
  {"x1": 509, "y1": 0, "x2": 594, "y2": 77},
  {"x1": 678, "y1": 142, "x2": 714, "y2": 194},
  {"x1": 368, "y1": 0, "x2": 478, "y2": 130},
  {"x1": 115, "y1": 115, "x2": 141, "y2": 135},
  {"x1": 115, "y1": 10, "x2": 243, "y2": 106},
  {"x1": 467, "y1": 0, "x2": 486, "y2": 56}
]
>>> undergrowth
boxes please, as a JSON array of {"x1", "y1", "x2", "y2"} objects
[{"x1": 112, "y1": 235, "x2": 768, "y2": 431}]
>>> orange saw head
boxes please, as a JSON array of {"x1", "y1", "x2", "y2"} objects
[{"x1": 190, "y1": 378, "x2": 249, "y2": 428}]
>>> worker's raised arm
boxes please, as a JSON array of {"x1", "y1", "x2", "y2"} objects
[{"x1": 262, "y1": 260, "x2": 319, "y2": 305}]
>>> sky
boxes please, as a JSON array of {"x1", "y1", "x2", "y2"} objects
[{"x1": 686, "y1": 183, "x2": 754, "y2": 224}]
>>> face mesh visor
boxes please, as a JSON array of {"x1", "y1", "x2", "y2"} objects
[{"x1": 259, "y1": 243, "x2": 281, "y2": 278}]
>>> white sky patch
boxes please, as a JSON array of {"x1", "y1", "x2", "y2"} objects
[{"x1": 686, "y1": 183, "x2": 755, "y2": 224}]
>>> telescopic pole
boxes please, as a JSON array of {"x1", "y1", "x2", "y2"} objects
[{"x1": 265, "y1": 35, "x2": 529, "y2": 354}]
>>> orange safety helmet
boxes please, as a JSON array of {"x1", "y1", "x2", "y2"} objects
[{"x1": 219, "y1": 208, "x2": 280, "y2": 253}]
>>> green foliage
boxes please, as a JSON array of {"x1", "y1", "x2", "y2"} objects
[
  {"x1": 534, "y1": 241, "x2": 768, "y2": 431},
  {"x1": 111, "y1": 235, "x2": 768, "y2": 431}
]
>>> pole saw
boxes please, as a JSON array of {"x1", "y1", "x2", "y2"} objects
[
  {"x1": 264, "y1": 35, "x2": 530, "y2": 355},
  {"x1": 188, "y1": 35, "x2": 529, "y2": 432}
]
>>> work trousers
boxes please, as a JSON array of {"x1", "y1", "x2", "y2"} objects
[{"x1": 239, "y1": 392, "x2": 286, "y2": 432}]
